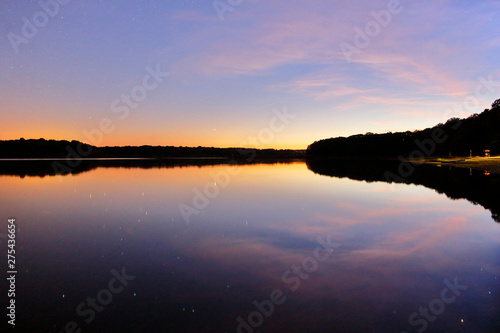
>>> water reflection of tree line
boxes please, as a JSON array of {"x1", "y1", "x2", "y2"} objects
[
  {"x1": 306, "y1": 158, "x2": 500, "y2": 224},
  {"x1": 0, "y1": 158, "x2": 301, "y2": 178},
  {"x1": 2, "y1": 158, "x2": 498, "y2": 223}
]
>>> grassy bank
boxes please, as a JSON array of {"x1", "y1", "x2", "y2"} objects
[{"x1": 413, "y1": 156, "x2": 500, "y2": 174}]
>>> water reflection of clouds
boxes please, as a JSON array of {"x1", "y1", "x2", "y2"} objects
[{"x1": 172, "y1": 194, "x2": 496, "y2": 322}]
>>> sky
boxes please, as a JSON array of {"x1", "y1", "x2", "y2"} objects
[{"x1": 1, "y1": 0, "x2": 499, "y2": 149}]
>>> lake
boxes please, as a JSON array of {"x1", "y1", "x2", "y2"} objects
[{"x1": 1, "y1": 160, "x2": 499, "y2": 332}]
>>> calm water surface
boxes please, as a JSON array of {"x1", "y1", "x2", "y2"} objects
[{"x1": 1, "y1": 161, "x2": 499, "y2": 332}]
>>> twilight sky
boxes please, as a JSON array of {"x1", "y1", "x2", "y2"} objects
[{"x1": 1, "y1": 0, "x2": 499, "y2": 149}]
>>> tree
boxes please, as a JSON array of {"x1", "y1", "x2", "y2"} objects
[{"x1": 492, "y1": 99, "x2": 500, "y2": 109}]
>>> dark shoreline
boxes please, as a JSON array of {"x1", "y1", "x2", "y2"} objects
[
  {"x1": 416, "y1": 156, "x2": 500, "y2": 174},
  {"x1": 0, "y1": 157, "x2": 305, "y2": 178}
]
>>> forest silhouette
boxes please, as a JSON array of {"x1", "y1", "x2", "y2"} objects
[
  {"x1": 0, "y1": 139, "x2": 304, "y2": 159},
  {"x1": 307, "y1": 99, "x2": 500, "y2": 158}
]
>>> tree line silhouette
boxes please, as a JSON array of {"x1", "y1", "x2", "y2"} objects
[
  {"x1": 0, "y1": 139, "x2": 305, "y2": 159},
  {"x1": 308, "y1": 99, "x2": 500, "y2": 158}
]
